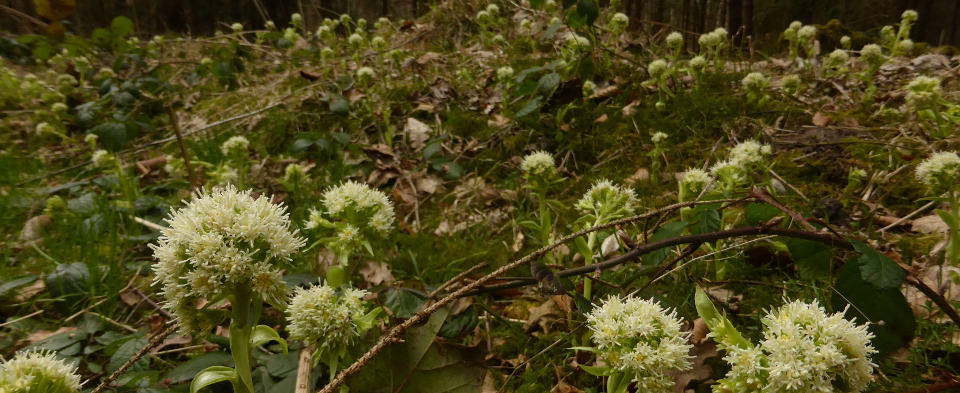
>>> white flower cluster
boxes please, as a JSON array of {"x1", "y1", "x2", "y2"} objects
[
  {"x1": 688, "y1": 56, "x2": 707, "y2": 70},
  {"x1": 520, "y1": 150, "x2": 556, "y2": 177},
  {"x1": 797, "y1": 25, "x2": 817, "y2": 41},
  {"x1": 315, "y1": 180, "x2": 395, "y2": 233},
  {"x1": 710, "y1": 140, "x2": 772, "y2": 189},
  {"x1": 356, "y1": 67, "x2": 376, "y2": 80},
  {"x1": 497, "y1": 66, "x2": 514, "y2": 81},
  {"x1": 826, "y1": 49, "x2": 849, "y2": 68},
  {"x1": 714, "y1": 300, "x2": 876, "y2": 393},
  {"x1": 915, "y1": 151, "x2": 960, "y2": 195},
  {"x1": 651, "y1": 131, "x2": 668, "y2": 144},
  {"x1": 586, "y1": 296, "x2": 692, "y2": 393},
  {"x1": 904, "y1": 75, "x2": 941, "y2": 109},
  {"x1": 221, "y1": 135, "x2": 249, "y2": 157},
  {"x1": 0, "y1": 350, "x2": 81, "y2": 393},
  {"x1": 666, "y1": 31, "x2": 683, "y2": 49},
  {"x1": 741, "y1": 72, "x2": 769, "y2": 91},
  {"x1": 698, "y1": 27, "x2": 727, "y2": 48},
  {"x1": 91, "y1": 149, "x2": 116, "y2": 168},
  {"x1": 565, "y1": 33, "x2": 591, "y2": 50},
  {"x1": 680, "y1": 168, "x2": 713, "y2": 195},
  {"x1": 648, "y1": 59, "x2": 669, "y2": 79},
  {"x1": 286, "y1": 284, "x2": 368, "y2": 350},
  {"x1": 576, "y1": 179, "x2": 639, "y2": 218},
  {"x1": 151, "y1": 186, "x2": 305, "y2": 333},
  {"x1": 859, "y1": 44, "x2": 885, "y2": 66}
]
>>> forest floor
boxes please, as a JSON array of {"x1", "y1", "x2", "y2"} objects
[{"x1": 1, "y1": 1, "x2": 960, "y2": 392}]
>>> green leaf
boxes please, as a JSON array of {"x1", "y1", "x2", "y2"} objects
[
  {"x1": 694, "y1": 287, "x2": 749, "y2": 349},
  {"x1": 695, "y1": 208, "x2": 721, "y2": 235},
  {"x1": 515, "y1": 97, "x2": 542, "y2": 118},
  {"x1": 744, "y1": 203, "x2": 780, "y2": 226},
  {"x1": 45, "y1": 262, "x2": 89, "y2": 298},
  {"x1": 785, "y1": 238, "x2": 832, "y2": 279},
  {"x1": 328, "y1": 93, "x2": 350, "y2": 115},
  {"x1": 579, "y1": 364, "x2": 610, "y2": 376},
  {"x1": 90, "y1": 122, "x2": 128, "y2": 151},
  {"x1": 0, "y1": 276, "x2": 38, "y2": 299},
  {"x1": 642, "y1": 221, "x2": 689, "y2": 266},
  {"x1": 536, "y1": 72, "x2": 561, "y2": 96},
  {"x1": 574, "y1": 236, "x2": 593, "y2": 262},
  {"x1": 381, "y1": 287, "x2": 427, "y2": 319},
  {"x1": 607, "y1": 372, "x2": 632, "y2": 393},
  {"x1": 110, "y1": 16, "x2": 134, "y2": 38},
  {"x1": 250, "y1": 325, "x2": 287, "y2": 354},
  {"x1": 108, "y1": 334, "x2": 148, "y2": 373},
  {"x1": 190, "y1": 366, "x2": 237, "y2": 393},
  {"x1": 851, "y1": 240, "x2": 905, "y2": 290},
  {"x1": 165, "y1": 352, "x2": 233, "y2": 383},
  {"x1": 833, "y1": 259, "x2": 916, "y2": 357}
]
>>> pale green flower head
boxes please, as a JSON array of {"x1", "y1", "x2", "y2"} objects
[
  {"x1": 901, "y1": 9, "x2": 918, "y2": 23},
  {"x1": 0, "y1": 350, "x2": 81, "y2": 393},
  {"x1": 265, "y1": 20, "x2": 276, "y2": 30},
  {"x1": 610, "y1": 12, "x2": 629, "y2": 31},
  {"x1": 666, "y1": 31, "x2": 683, "y2": 48},
  {"x1": 860, "y1": 44, "x2": 885, "y2": 66},
  {"x1": 797, "y1": 25, "x2": 816, "y2": 41},
  {"x1": 651, "y1": 131, "x2": 668, "y2": 144},
  {"x1": 904, "y1": 75, "x2": 941, "y2": 109},
  {"x1": 231, "y1": 23, "x2": 243, "y2": 33},
  {"x1": 728, "y1": 140, "x2": 772, "y2": 168},
  {"x1": 356, "y1": 66, "x2": 376, "y2": 82},
  {"x1": 283, "y1": 162, "x2": 308, "y2": 185},
  {"x1": 647, "y1": 59, "x2": 669, "y2": 79},
  {"x1": 371, "y1": 35, "x2": 387, "y2": 50},
  {"x1": 781, "y1": 74, "x2": 801, "y2": 93},
  {"x1": 291, "y1": 13, "x2": 303, "y2": 25},
  {"x1": 715, "y1": 299, "x2": 876, "y2": 393},
  {"x1": 221, "y1": 135, "x2": 249, "y2": 160},
  {"x1": 827, "y1": 49, "x2": 849, "y2": 67},
  {"x1": 96, "y1": 67, "x2": 115, "y2": 79},
  {"x1": 476, "y1": 10, "x2": 491, "y2": 24},
  {"x1": 348, "y1": 33, "x2": 365, "y2": 47},
  {"x1": 916, "y1": 151, "x2": 960, "y2": 195},
  {"x1": 35, "y1": 122, "x2": 55, "y2": 136},
  {"x1": 520, "y1": 150, "x2": 557, "y2": 179},
  {"x1": 741, "y1": 72, "x2": 769, "y2": 92},
  {"x1": 150, "y1": 186, "x2": 306, "y2": 334},
  {"x1": 306, "y1": 181, "x2": 396, "y2": 258},
  {"x1": 565, "y1": 33, "x2": 591, "y2": 50},
  {"x1": 576, "y1": 179, "x2": 639, "y2": 219},
  {"x1": 679, "y1": 168, "x2": 713, "y2": 201},
  {"x1": 282, "y1": 27, "x2": 298, "y2": 42},
  {"x1": 895, "y1": 39, "x2": 914, "y2": 54},
  {"x1": 788, "y1": 21, "x2": 803, "y2": 31},
  {"x1": 586, "y1": 296, "x2": 693, "y2": 393},
  {"x1": 497, "y1": 66, "x2": 515, "y2": 82},
  {"x1": 582, "y1": 80, "x2": 596, "y2": 97},
  {"x1": 688, "y1": 55, "x2": 707, "y2": 70},
  {"x1": 91, "y1": 149, "x2": 116, "y2": 168},
  {"x1": 840, "y1": 35, "x2": 851, "y2": 48},
  {"x1": 485, "y1": 3, "x2": 500, "y2": 15},
  {"x1": 286, "y1": 284, "x2": 371, "y2": 354}
]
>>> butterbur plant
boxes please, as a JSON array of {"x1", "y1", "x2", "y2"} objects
[
  {"x1": 710, "y1": 140, "x2": 772, "y2": 196},
  {"x1": 305, "y1": 180, "x2": 396, "y2": 287},
  {"x1": 0, "y1": 350, "x2": 81, "y2": 393},
  {"x1": 286, "y1": 283, "x2": 381, "y2": 384},
  {"x1": 916, "y1": 151, "x2": 960, "y2": 265},
  {"x1": 151, "y1": 186, "x2": 304, "y2": 393},
  {"x1": 576, "y1": 295, "x2": 693, "y2": 393},
  {"x1": 741, "y1": 71, "x2": 769, "y2": 105},
  {"x1": 696, "y1": 289, "x2": 876, "y2": 393},
  {"x1": 518, "y1": 151, "x2": 564, "y2": 259},
  {"x1": 902, "y1": 75, "x2": 959, "y2": 138},
  {"x1": 574, "y1": 180, "x2": 639, "y2": 299}
]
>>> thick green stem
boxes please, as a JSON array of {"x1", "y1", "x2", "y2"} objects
[{"x1": 230, "y1": 289, "x2": 254, "y2": 393}]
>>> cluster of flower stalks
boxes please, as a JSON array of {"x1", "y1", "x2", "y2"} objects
[{"x1": 150, "y1": 185, "x2": 383, "y2": 393}]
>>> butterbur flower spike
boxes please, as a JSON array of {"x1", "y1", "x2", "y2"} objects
[{"x1": 0, "y1": 350, "x2": 81, "y2": 393}]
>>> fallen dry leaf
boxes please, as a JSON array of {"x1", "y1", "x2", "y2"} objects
[
  {"x1": 911, "y1": 214, "x2": 948, "y2": 234},
  {"x1": 359, "y1": 261, "x2": 395, "y2": 286},
  {"x1": 405, "y1": 117, "x2": 432, "y2": 150},
  {"x1": 28, "y1": 326, "x2": 76, "y2": 343},
  {"x1": 19, "y1": 215, "x2": 52, "y2": 243},
  {"x1": 812, "y1": 111, "x2": 831, "y2": 127}
]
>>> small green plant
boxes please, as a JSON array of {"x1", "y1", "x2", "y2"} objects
[
  {"x1": 902, "y1": 75, "x2": 960, "y2": 138},
  {"x1": 915, "y1": 151, "x2": 960, "y2": 265}
]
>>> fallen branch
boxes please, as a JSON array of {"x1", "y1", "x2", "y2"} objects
[
  {"x1": 315, "y1": 198, "x2": 746, "y2": 393},
  {"x1": 90, "y1": 324, "x2": 178, "y2": 393}
]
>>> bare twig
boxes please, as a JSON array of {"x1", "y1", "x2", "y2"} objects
[
  {"x1": 429, "y1": 262, "x2": 489, "y2": 298},
  {"x1": 315, "y1": 198, "x2": 744, "y2": 393},
  {"x1": 295, "y1": 345, "x2": 316, "y2": 393},
  {"x1": 879, "y1": 199, "x2": 937, "y2": 232},
  {"x1": 133, "y1": 216, "x2": 166, "y2": 232},
  {"x1": 166, "y1": 107, "x2": 199, "y2": 189}
]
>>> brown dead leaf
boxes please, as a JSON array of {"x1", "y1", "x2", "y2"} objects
[
  {"x1": 624, "y1": 168, "x2": 649, "y2": 185},
  {"x1": 413, "y1": 102, "x2": 436, "y2": 113},
  {"x1": 622, "y1": 100, "x2": 640, "y2": 116},
  {"x1": 525, "y1": 299, "x2": 562, "y2": 334},
  {"x1": 593, "y1": 113, "x2": 608, "y2": 124},
  {"x1": 589, "y1": 85, "x2": 619, "y2": 99},
  {"x1": 15, "y1": 279, "x2": 45, "y2": 302},
  {"x1": 405, "y1": 118, "x2": 432, "y2": 150},
  {"x1": 346, "y1": 89, "x2": 365, "y2": 104},
  {"x1": 19, "y1": 215, "x2": 52, "y2": 243},
  {"x1": 151, "y1": 335, "x2": 192, "y2": 354},
  {"x1": 299, "y1": 69, "x2": 323, "y2": 81},
  {"x1": 691, "y1": 318, "x2": 709, "y2": 344},
  {"x1": 359, "y1": 261, "x2": 395, "y2": 286},
  {"x1": 812, "y1": 111, "x2": 831, "y2": 127},
  {"x1": 120, "y1": 288, "x2": 141, "y2": 306},
  {"x1": 912, "y1": 214, "x2": 948, "y2": 234},
  {"x1": 416, "y1": 52, "x2": 443, "y2": 65},
  {"x1": 673, "y1": 341, "x2": 718, "y2": 393},
  {"x1": 28, "y1": 326, "x2": 76, "y2": 343},
  {"x1": 551, "y1": 381, "x2": 585, "y2": 393},
  {"x1": 415, "y1": 176, "x2": 442, "y2": 194},
  {"x1": 488, "y1": 114, "x2": 510, "y2": 129}
]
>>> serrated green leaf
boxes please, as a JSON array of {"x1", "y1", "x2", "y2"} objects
[
  {"x1": 250, "y1": 325, "x2": 287, "y2": 354},
  {"x1": 190, "y1": 366, "x2": 236, "y2": 393},
  {"x1": 536, "y1": 72, "x2": 561, "y2": 96},
  {"x1": 832, "y1": 259, "x2": 916, "y2": 357},
  {"x1": 515, "y1": 97, "x2": 542, "y2": 118},
  {"x1": 851, "y1": 240, "x2": 905, "y2": 290},
  {"x1": 785, "y1": 238, "x2": 832, "y2": 279}
]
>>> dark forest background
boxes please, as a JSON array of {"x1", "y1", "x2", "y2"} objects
[{"x1": 1, "y1": 0, "x2": 960, "y2": 47}]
